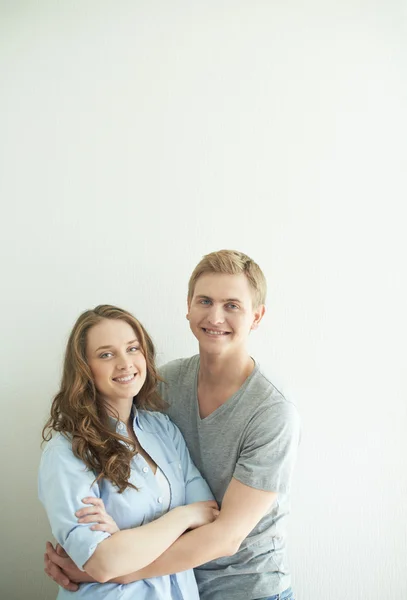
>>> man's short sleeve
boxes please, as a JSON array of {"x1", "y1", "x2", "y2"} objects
[{"x1": 233, "y1": 401, "x2": 301, "y2": 493}]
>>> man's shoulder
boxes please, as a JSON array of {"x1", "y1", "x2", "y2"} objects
[
  {"x1": 158, "y1": 354, "x2": 199, "y2": 383},
  {"x1": 246, "y1": 362, "x2": 285, "y2": 402},
  {"x1": 245, "y1": 362, "x2": 300, "y2": 420}
]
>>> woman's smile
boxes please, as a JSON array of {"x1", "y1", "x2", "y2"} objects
[{"x1": 112, "y1": 373, "x2": 137, "y2": 384}]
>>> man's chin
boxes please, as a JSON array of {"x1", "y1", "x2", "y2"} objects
[{"x1": 198, "y1": 339, "x2": 231, "y2": 355}]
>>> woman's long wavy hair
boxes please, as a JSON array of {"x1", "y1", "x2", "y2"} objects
[{"x1": 42, "y1": 305, "x2": 167, "y2": 493}]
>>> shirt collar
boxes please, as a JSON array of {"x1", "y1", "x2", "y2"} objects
[{"x1": 107, "y1": 404, "x2": 143, "y2": 433}]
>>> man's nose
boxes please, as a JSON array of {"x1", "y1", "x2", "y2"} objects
[{"x1": 208, "y1": 305, "x2": 225, "y2": 324}]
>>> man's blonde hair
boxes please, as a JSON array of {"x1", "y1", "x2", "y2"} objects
[{"x1": 188, "y1": 250, "x2": 267, "y2": 307}]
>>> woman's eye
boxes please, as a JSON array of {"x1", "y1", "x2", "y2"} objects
[
  {"x1": 100, "y1": 352, "x2": 113, "y2": 359},
  {"x1": 128, "y1": 346, "x2": 139, "y2": 353}
]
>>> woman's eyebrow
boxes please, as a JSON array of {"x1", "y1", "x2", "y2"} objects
[{"x1": 94, "y1": 339, "x2": 138, "y2": 353}]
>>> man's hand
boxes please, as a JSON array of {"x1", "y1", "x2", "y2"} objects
[{"x1": 44, "y1": 542, "x2": 94, "y2": 591}]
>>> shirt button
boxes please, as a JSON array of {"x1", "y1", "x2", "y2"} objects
[
  {"x1": 178, "y1": 463, "x2": 182, "y2": 469},
  {"x1": 142, "y1": 467, "x2": 148, "y2": 473},
  {"x1": 158, "y1": 497, "x2": 163, "y2": 504}
]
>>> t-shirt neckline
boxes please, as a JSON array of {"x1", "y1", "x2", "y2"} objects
[{"x1": 193, "y1": 355, "x2": 258, "y2": 423}]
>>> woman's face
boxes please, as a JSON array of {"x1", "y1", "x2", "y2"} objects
[{"x1": 86, "y1": 318, "x2": 147, "y2": 407}]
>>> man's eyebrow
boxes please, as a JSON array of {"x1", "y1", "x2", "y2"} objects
[
  {"x1": 94, "y1": 339, "x2": 138, "y2": 353},
  {"x1": 195, "y1": 295, "x2": 243, "y2": 303}
]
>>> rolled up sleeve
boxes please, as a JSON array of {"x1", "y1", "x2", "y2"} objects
[{"x1": 38, "y1": 437, "x2": 111, "y2": 570}]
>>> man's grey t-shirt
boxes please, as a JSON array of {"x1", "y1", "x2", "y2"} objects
[{"x1": 158, "y1": 355, "x2": 301, "y2": 600}]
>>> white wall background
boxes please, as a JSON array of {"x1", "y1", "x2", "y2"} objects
[{"x1": 0, "y1": 2, "x2": 405, "y2": 599}]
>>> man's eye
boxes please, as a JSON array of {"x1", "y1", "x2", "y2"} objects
[
  {"x1": 227, "y1": 304, "x2": 238, "y2": 309},
  {"x1": 200, "y1": 299, "x2": 211, "y2": 305}
]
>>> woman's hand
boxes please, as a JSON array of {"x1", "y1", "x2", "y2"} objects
[
  {"x1": 184, "y1": 500, "x2": 220, "y2": 530},
  {"x1": 75, "y1": 497, "x2": 120, "y2": 534}
]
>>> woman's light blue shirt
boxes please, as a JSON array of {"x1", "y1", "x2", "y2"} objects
[{"x1": 38, "y1": 408, "x2": 214, "y2": 600}]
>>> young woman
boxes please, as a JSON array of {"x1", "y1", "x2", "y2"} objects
[{"x1": 39, "y1": 304, "x2": 218, "y2": 599}]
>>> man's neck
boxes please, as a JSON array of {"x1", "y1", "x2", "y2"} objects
[{"x1": 198, "y1": 349, "x2": 254, "y2": 390}]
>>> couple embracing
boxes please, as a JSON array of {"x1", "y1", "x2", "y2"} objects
[{"x1": 40, "y1": 249, "x2": 300, "y2": 600}]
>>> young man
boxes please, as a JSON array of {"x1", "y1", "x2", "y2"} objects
[{"x1": 44, "y1": 250, "x2": 300, "y2": 600}]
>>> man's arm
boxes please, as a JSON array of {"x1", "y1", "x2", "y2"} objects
[{"x1": 115, "y1": 478, "x2": 277, "y2": 583}]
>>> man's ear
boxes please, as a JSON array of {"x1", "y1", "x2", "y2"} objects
[
  {"x1": 251, "y1": 304, "x2": 266, "y2": 330},
  {"x1": 186, "y1": 298, "x2": 191, "y2": 320}
]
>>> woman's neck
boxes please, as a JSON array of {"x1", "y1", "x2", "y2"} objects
[{"x1": 105, "y1": 397, "x2": 134, "y2": 428}]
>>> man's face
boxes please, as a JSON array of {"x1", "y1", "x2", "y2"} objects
[{"x1": 187, "y1": 273, "x2": 265, "y2": 355}]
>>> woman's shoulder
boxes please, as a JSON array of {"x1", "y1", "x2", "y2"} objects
[
  {"x1": 41, "y1": 432, "x2": 74, "y2": 458},
  {"x1": 137, "y1": 409, "x2": 171, "y2": 432},
  {"x1": 137, "y1": 410, "x2": 185, "y2": 442}
]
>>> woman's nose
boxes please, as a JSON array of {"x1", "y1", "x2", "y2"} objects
[{"x1": 116, "y1": 354, "x2": 133, "y2": 370}]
